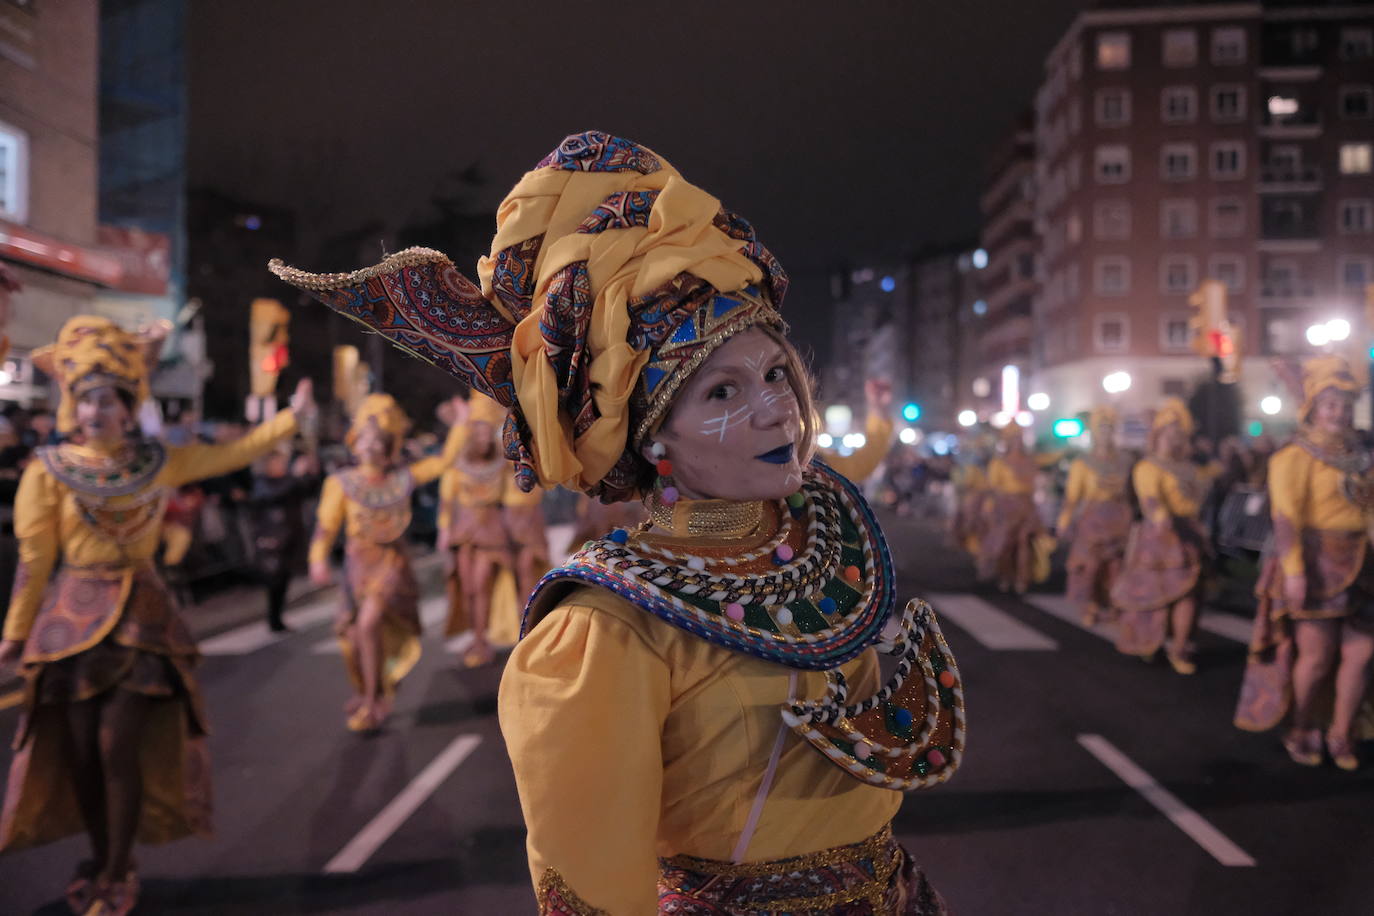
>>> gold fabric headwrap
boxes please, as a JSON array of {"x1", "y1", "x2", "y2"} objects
[
  {"x1": 33, "y1": 316, "x2": 153, "y2": 434},
  {"x1": 347, "y1": 393, "x2": 410, "y2": 460},
  {"x1": 1300, "y1": 355, "x2": 1361, "y2": 422},
  {"x1": 1151, "y1": 397, "x2": 1195, "y2": 444}
]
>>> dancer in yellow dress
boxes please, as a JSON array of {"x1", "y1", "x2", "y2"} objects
[
  {"x1": 308, "y1": 393, "x2": 462, "y2": 731},
  {"x1": 1111, "y1": 398, "x2": 1207, "y2": 674},
  {"x1": 273, "y1": 130, "x2": 964, "y2": 914},
  {"x1": 1235, "y1": 357, "x2": 1374, "y2": 769},
  {"x1": 1057, "y1": 407, "x2": 1134, "y2": 626},
  {"x1": 0, "y1": 316, "x2": 311, "y2": 915},
  {"x1": 977, "y1": 425, "x2": 1053, "y2": 594}
]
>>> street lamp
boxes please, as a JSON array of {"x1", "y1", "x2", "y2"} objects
[
  {"x1": 1260, "y1": 395, "x2": 1282, "y2": 416},
  {"x1": 899, "y1": 427, "x2": 920, "y2": 445},
  {"x1": 817, "y1": 433, "x2": 833, "y2": 448},
  {"x1": 990, "y1": 411, "x2": 1011, "y2": 428},
  {"x1": 957, "y1": 409, "x2": 978, "y2": 427},
  {"x1": 1102, "y1": 371, "x2": 1132, "y2": 394},
  {"x1": 1307, "y1": 318, "x2": 1351, "y2": 347},
  {"x1": 1328, "y1": 318, "x2": 1352, "y2": 342},
  {"x1": 1027, "y1": 392, "x2": 1051, "y2": 411},
  {"x1": 1015, "y1": 411, "x2": 1034, "y2": 427}
]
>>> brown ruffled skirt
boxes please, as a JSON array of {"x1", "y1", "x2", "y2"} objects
[
  {"x1": 1065, "y1": 500, "x2": 1132, "y2": 613},
  {"x1": 976, "y1": 492, "x2": 1045, "y2": 587},
  {"x1": 339, "y1": 539, "x2": 422, "y2": 696},
  {"x1": 655, "y1": 825, "x2": 949, "y2": 915},
  {"x1": 1111, "y1": 518, "x2": 1205, "y2": 656}
]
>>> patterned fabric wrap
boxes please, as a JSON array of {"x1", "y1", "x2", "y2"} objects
[
  {"x1": 33, "y1": 316, "x2": 153, "y2": 434},
  {"x1": 1236, "y1": 537, "x2": 1374, "y2": 733},
  {"x1": 656, "y1": 825, "x2": 949, "y2": 915},
  {"x1": 1112, "y1": 519, "x2": 1205, "y2": 654},
  {"x1": 270, "y1": 130, "x2": 788, "y2": 502},
  {"x1": 346, "y1": 393, "x2": 410, "y2": 460},
  {"x1": 976, "y1": 492, "x2": 1045, "y2": 586},
  {"x1": 1065, "y1": 500, "x2": 1132, "y2": 609}
]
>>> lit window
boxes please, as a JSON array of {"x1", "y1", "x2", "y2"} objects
[
  {"x1": 1163, "y1": 29, "x2": 1197, "y2": 67},
  {"x1": 1160, "y1": 256, "x2": 1197, "y2": 294},
  {"x1": 1160, "y1": 200, "x2": 1197, "y2": 239},
  {"x1": 1341, "y1": 27, "x2": 1374, "y2": 60},
  {"x1": 1210, "y1": 198, "x2": 1245, "y2": 238},
  {"x1": 1212, "y1": 27, "x2": 1247, "y2": 65},
  {"x1": 1094, "y1": 199, "x2": 1131, "y2": 240},
  {"x1": 0, "y1": 120, "x2": 28, "y2": 224},
  {"x1": 1339, "y1": 199, "x2": 1373, "y2": 235},
  {"x1": 1096, "y1": 89, "x2": 1131, "y2": 126},
  {"x1": 1268, "y1": 96, "x2": 1299, "y2": 117},
  {"x1": 1095, "y1": 257, "x2": 1131, "y2": 296},
  {"x1": 1211, "y1": 141, "x2": 1246, "y2": 180},
  {"x1": 1095, "y1": 314, "x2": 1130, "y2": 353},
  {"x1": 1339, "y1": 257, "x2": 1372, "y2": 291},
  {"x1": 1211, "y1": 85, "x2": 1247, "y2": 122},
  {"x1": 1095, "y1": 144, "x2": 1131, "y2": 184},
  {"x1": 1341, "y1": 86, "x2": 1373, "y2": 119},
  {"x1": 1341, "y1": 143, "x2": 1373, "y2": 175},
  {"x1": 1161, "y1": 143, "x2": 1197, "y2": 181},
  {"x1": 1209, "y1": 255, "x2": 1246, "y2": 293},
  {"x1": 1162, "y1": 316, "x2": 1192, "y2": 350},
  {"x1": 1097, "y1": 32, "x2": 1131, "y2": 70},
  {"x1": 1162, "y1": 86, "x2": 1197, "y2": 123}
]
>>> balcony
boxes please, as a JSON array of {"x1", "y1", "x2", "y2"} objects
[
  {"x1": 1258, "y1": 164, "x2": 1322, "y2": 193},
  {"x1": 1259, "y1": 111, "x2": 1323, "y2": 140},
  {"x1": 1258, "y1": 280, "x2": 1316, "y2": 304}
]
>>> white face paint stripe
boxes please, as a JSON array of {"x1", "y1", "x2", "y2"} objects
[
  {"x1": 700, "y1": 404, "x2": 754, "y2": 442},
  {"x1": 743, "y1": 350, "x2": 771, "y2": 374}
]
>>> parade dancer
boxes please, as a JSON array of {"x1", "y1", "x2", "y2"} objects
[
  {"x1": 1056, "y1": 407, "x2": 1134, "y2": 626},
  {"x1": 272, "y1": 130, "x2": 965, "y2": 915},
  {"x1": 1236, "y1": 357, "x2": 1374, "y2": 769},
  {"x1": 308, "y1": 394, "x2": 462, "y2": 732},
  {"x1": 951, "y1": 443, "x2": 990, "y2": 560},
  {"x1": 0, "y1": 316, "x2": 311, "y2": 915},
  {"x1": 977, "y1": 425, "x2": 1052, "y2": 594},
  {"x1": 436, "y1": 394, "x2": 515, "y2": 667},
  {"x1": 498, "y1": 473, "x2": 551, "y2": 647},
  {"x1": 1111, "y1": 398, "x2": 1207, "y2": 675}
]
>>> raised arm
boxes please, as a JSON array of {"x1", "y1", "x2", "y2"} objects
[
  {"x1": 409, "y1": 418, "x2": 466, "y2": 486},
  {"x1": 2, "y1": 462, "x2": 61, "y2": 645},
  {"x1": 499, "y1": 601, "x2": 669, "y2": 914}
]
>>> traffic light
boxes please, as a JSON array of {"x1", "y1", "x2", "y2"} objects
[
  {"x1": 1188, "y1": 280, "x2": 1238, "y2": 382},
  {"x1": 249, "y1": 298, "x2": 290, "y2": 397},
  {"x1": 902, "y1": 402, "x2": 921, "y2": 422},
  {"x1": 1052, "y1": 417, "x2": 1084, "y2": 438}
]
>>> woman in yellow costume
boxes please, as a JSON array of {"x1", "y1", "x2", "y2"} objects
[
  {"x1": 1235, "y1": 357, "x2": 1374, "y2": 770},
  {"x1": 1056, "y1": 407, "x2": 1134, "y2": 626},
  {"x1": 1111, "y1": 398, "x2": 1207, "y2": 674},
  {"x1": 437, "y1": 394, "x2": 517, "y2": 667},
  {"x1": 0, "y1": 316, "x2": 311, "y2": 915},
  {"x1": 308, "y1": 393, "x2": 462, "y2": 731},
  {"x1": 951, "y1": 440, "x2": 991, "y2": 559},
  {"x1": 273, "y1": 130, "x2": 965, "y2": 914},
  {"x1": 977, "y1": 425, "x2": 1052, "y2": 594}
]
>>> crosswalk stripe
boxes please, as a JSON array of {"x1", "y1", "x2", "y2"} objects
[
  {"x1": 1198, "y1": 612, "x2": 1252, "y2": 644},
  {"x1": 311, "y1": 596, "x2": 449, "y2": 654},
  {"x1": 929, "y1": 593, "x2": 1057, "y2": 650},
  {"x1": 199, "y1": 596, "x2": 338, "y2": 655},
  {"x1": 1025, "y1": 595, "x2": 1250, "y2": 646}
]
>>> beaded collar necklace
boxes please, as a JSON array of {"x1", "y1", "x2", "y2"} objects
[
  {"x1": 649, "y1": 498, "x2": 765, "y2": 539},
  {"x1": 40, "y1": 440, "x2": 167, "y2": 501},
  {"x1": 337, "y1": 465, "x2": 414, "y2": 510}
]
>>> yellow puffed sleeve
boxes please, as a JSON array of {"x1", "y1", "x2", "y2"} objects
[
  {"x1": 1057, "y1": 459, "x2": 1089, "y2": 532},
  {"x1": 1267, "y1": 446, "x2": 1308, "y2": 579},
  {"x1": 409, "y1": 421, "x2": 466, "y2": 486},
  {"x1": 499, "y1": 599, "x2": 670, "y2": 916},
  {"x1": 437, "y1": 468, "x2": 458, "y2": 536},
  {"x1": 1133, "y1": 461, "x2": 1170, "y2": 525},
  {"x1": 309, "y1": 474, "x2": 347, "y2": 567},
  {"x1": 162, "y1": 409, "x2": 297, "y2": 488},
  {"x1": 820, "y1": 414, "x2": 894, "y2": 482},
  {"x1": 3, "y1": 462, "x2": 62, "y2": 642}
]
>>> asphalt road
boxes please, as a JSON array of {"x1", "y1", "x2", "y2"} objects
[{"x1": 0, "y1": 515, "x2": 1370, "y2": 915}]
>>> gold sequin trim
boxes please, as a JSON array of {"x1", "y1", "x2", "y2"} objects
[
  {"x1": 650, "y1": 497, "x2": 765, "y2": 539},
  {"x1": 535, "y1": 868, "x2": 609, "y2": 916},
  {"x1": 267, "y1": 247, "x2": 453, "y2": 291}
]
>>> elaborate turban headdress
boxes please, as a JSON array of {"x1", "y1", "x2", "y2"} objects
[
  {"x1": 1300, "y1": 355, "x2": 1361, "y2": 422},
  {"x1": 271, "y1": 131, "x2": 788, "y2": 501},
  {"x1": 32, "y1": 316, "x2": 161, "y2": 434},
  {"x1": 1149, "y1": 397, "x2": 1195, "y2": 450},
  {"x1": 1089, "y1": 405, "x2": 1118, "y2": 441},
  {"x1": 346, "y1": 393, "x2": 410, "y2": 460}
]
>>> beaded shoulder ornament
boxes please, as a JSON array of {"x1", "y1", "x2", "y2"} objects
[
  {"x1": 335, "y1": 466, "x2": 415, "y2": 544},
  {"x1": 522, "y1": 460, "x2": 966, "y2": 790}
]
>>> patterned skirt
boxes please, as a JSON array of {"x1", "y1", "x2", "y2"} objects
[
  {"x1": 976, "y1": 492, "x2": 1044, "y2": 586},
  {"x1": 656, "y1": 825, "x2": 949, "y2": 915},
  {"x1": 1065, "y1": 500, "x2": 1132, "y2": 610},
  {"x1": 1111, "y1": 518, "x2": 1205, "y2": 656},
  {"x1": 339, "y1": 539, "x2": 422, "y2": 695}
]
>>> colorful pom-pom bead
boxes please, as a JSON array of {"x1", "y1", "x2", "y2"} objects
[
  {"x1": 893, "y1": 708, "x2": 914, "y2": 729},
  {"x1": 650, "y1": 441, "x2": 666, "y2": 458},
  {"x1": 724, "y1": 602, "x2": 745, "y2": 621},
  {"x1": 786, "y1": 491, "x2": 805, "y2": 508},
  {"x1": 661, "y1": 486, "x2": 679, "y2": 505},
  {"x1": 938, "y1": 670, "x2": 956, "y2": 688},
  {"x1": 818, "y1": 597, "x2": 838, "y2": 615},
  {"x1": 843, "y1": 565, "x2": 862, "y2": 583},
  {"x1": 774, "y1": 544, "x2": 795, "y2": 562},
  {"x1": 656, "y1": 459, "x2": 673, "y2": 476},
  {"x1": 609, "y1": 528, "x2": 629, "y2": 544},
  {"x1": 926, "y1": 748, "x2": 947, "y2": 768},
  {"x1": 687, "y1": 556, "x2": 706, "y2": 571},
  {"x1": 853, "y1": 741, "x2": 871, "y2": 760},
  {"x1": 775, "y1": 607, "x2": 794, "y2": 626}
]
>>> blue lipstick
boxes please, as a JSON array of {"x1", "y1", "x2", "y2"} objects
[{"x1": 755, "y1": 444, "x2": 794, "y2": 464}]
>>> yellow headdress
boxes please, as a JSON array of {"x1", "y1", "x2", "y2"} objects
[
  {"x1": 346, "y1": 393, "x2": 410, "y2": 459},
  {"x1": 1300, "y1": 355, "x2": 1361, "y2": 422},
  {"x1": 32, "y1": 316, "x2": 159, "y2": 434},
  {"x1": 465, "y1": 393, "x2": 507, "y2": 429},
  {"x1": 1149, "y1": 397, "x2": 1195, "y2": 449}
]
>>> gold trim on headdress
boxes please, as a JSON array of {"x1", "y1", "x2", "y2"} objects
[{"x1": 39, "y1": 316, "x2": 161, "y2": 433}]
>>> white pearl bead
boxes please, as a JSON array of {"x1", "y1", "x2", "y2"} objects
[
  {"x1": 687, "y1": 556, "x2": 706, "y2": 571},
  {"x1": 776, "y1": 607, "x2": 793, "y2": 626},
  {"x1": 649, "y1": 441, "x2": 666, "y2": 458}
]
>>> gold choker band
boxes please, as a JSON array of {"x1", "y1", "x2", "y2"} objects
[{"x1": 650, "y1": 498, "x2": 766, "y2": 539}]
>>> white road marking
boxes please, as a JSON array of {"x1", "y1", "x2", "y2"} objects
[
  {"x1": 1077, "y1": 734, "x2": 1256, "y2": 867},
  {"x1": 323, "y1": 733, "x2": 483, "y2": 874},
  {"x1": 312, "y1": 596, "x2": 448, "y2": 654},
  {"x1": 1025, "y1": 594, "x2": 1117, "y2": 643},
  {"x1": 930, "y1": 593, "x2": 1058, "y2": 650},
  {"x1": 199, "y1": 596, "x2": 337, "y2": 656},
  {"x1": 1198, "y1": 611, "x2": 1251, "y2": 644}
]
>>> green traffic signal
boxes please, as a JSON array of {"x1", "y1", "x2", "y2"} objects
[{"x1": 1052, "y1": 418, "x2": 1084, "y2": 438}]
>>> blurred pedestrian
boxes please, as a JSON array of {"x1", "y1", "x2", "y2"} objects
[
  {"x1": 1056, "y1": 407, "x2": 1133, "y2": 626},
  {"x1": 249, "y1": 445, "x2": 318, "y2": 632},
  {"x1": 977, "y1": 425, "x2": 1053, "y2": 594}
]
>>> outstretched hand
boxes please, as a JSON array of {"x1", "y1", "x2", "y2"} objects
[
  {"x1": 290, "y1": 378, "x2": 316, "y2": 418},
  {"x1": 865, "y1": 378, "x2": 894, "y2": 414}
]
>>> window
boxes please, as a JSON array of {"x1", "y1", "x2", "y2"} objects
[
  {"x1": 1068, "y1": 100, "x2": 1082, "y2": 135},
  {"x1": 1095, "y1": 313, "x2": 1130, "y2": 353},
  {"x1": 1269, "y1": 145, "x2": 1301, "y2": 172},
  {"x1": 1210, "y1": 197, "x2": 1245, "y2": 237},
  {"x1": 1341, "y1": 27, "x2": 1374, "y2": 60},
  {"x1": 1096, "y1": 88, "x2": 1131, "y2": 126},
  {"x1": 1161, "y1": 143, "x2": 1197, "y2": 181},
  {"x1": 1160, "y1": 199, "x2": 1198, "y2": 239},
  {"x1": 1161, "y1": 255, "x2": 1197, "y2": 294},
  {"x1": 1162, "y1": 86, "x2": 1197, "y2": 123},
  {"x1": 1212, "y1": 27, "x2": 1246, "y2": 65},
  {"x1": 1340, "y1": 199, "x2": 1373, "y2": 235},
  {"x1": 1067, "y1": 210, "x2": 1083, "y2": 245},
  {"x1": 1096, "y1": 144, "x2": 1131, "y2": 183},
  {"x1": 1341, "y1": 86, "x2": 1373, "y2": 119},
  {"x1": 0, "y1": 120, "x2": 28, "y2": 224},
  {"x1": 1211, "y1": 85, "x2": 1246, "y2": 122},
  {"x1": 1094, "y1": 199, "x2": 1131, "y2": 240},
  {"x1": 1341, "y1": 143, "x2": 1373, "y2": 175},
  {"x1": 1162, "y1": 315, "x2": 1192, "y2": 351},
  {"x1": 1095, "y1": 256, "x2": 1131, "y2": 296},
  {"x1": 1163, "y1": 29, "x2": 1197, "y2": 67},
  {"x1": 1339, "y1": 257, "x2": 1372, "y2": 292},
  {"x1": 1211, "y1": 141, "x2": 1246, "y2": 180},
  {"x1": 1290, "y1": 27, "x2": 1320, "y2": 57},
  {"x1": 1097, "y1": 31, "x2": 1131, "y2": 70},
  {"x1": 1068, "y1": 154, "x2": 1082, "y2": 190},
  {"x1": 1066, "y1": 262, "x2": 1080, "y2": 299},
  {"x1": 1209, "y1": 254, "x2": 1246, "y2": 293}
]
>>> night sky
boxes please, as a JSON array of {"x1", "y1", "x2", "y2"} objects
[{"x1": 187, "y1": 0, "x2": 1092, "y2": 358}]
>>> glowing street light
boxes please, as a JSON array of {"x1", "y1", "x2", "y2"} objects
[
  {"x1": 1327, "y1": 318, "x2": 1352, "y2": 342},
  {"x1": 1015, "y1": 411, "x2": 1034, "y2": 427},
  {"x1": 898, "y1": 427, "x2": 920, "y2": 445},
  {"x1": 1260, "y1": 396, "x2": 1282, "y2": 416},
  {"x1": 1027, "y1": 392, "x2": 1051, "y2": 411},
  {"x1": 1102, "y1": 371, "x2": 1132, "y2": 394},
  {"x1": 817, "y1": 433, "x2": 833, "y2": 448},
  {"x1": 957, "y1": 409, "x2": 978, "y2": 428},
  {"x1": 972, "y1": 377, "x2": 992, "y2": 398},
  {"x1": 990, "y1": 411, "x2": 1011, "y2": 428},
  {"x1": 1306, "y1": 323, "x2": 1331, "y2": 346}
]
